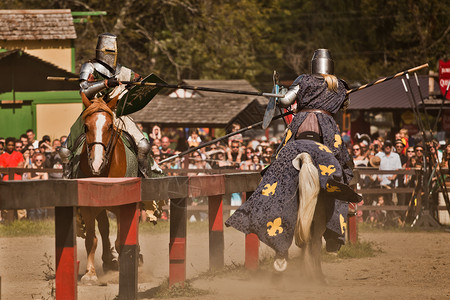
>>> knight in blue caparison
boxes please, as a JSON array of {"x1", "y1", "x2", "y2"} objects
[{"x1": 226, "y1": 49, "x2": 360, "y2": 260}]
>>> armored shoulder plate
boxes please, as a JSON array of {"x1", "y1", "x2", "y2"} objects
[{"x1": 80, "y1": 62, "x2": 95, "y2": 81}]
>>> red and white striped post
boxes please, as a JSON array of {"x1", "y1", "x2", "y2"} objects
[{"x1": 208, "y1": 195, "x2": 224, "y2": 270}]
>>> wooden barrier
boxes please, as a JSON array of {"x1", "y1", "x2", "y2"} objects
[{"x1": 0, "y1": 172, "x2": 261, "y2": 298}]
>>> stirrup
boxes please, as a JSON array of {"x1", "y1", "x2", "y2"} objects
[
  {"x1": 62, "y1": 163, "x2": 71, "y2": 179},
  {"x1": 138, "y1": 159, "x2": 149, "y2": 178}
]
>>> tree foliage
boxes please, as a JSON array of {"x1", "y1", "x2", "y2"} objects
[{"x1": 1, "y1": 0, "x2": 448, "y2": 90}]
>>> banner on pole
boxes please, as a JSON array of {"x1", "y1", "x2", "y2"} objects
[{"x1": 439, "y1": 60, "x2": 450, "y2": 100}]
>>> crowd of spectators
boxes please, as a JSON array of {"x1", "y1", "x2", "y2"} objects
[
  {"x1": 2, "y1": 124, "x2": 449, "y2": 225},
  {"x1": 0, "y1": 129, "x2": 67, "y2": 222},
  {"x1": 148, "y1": 124, "x2": 278, "y2": 173},
  {"x1": 348, "y1": 128, "x2": 450, "y2": 227}
]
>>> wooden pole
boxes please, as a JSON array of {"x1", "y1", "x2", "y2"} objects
[
  {"x1": 55, "y1": 206, "x2": 77, "y2": 300},
  {"x1": 169, "y1": 198, "x2": 187, "y2": 286},
  {"x1": 119, "y1": 203, "x2": 139, "y2": 300},
  {"x1": 244, "y1": 192, "x2": 259, "y2": 270},
  {"x1": 47, "y1": 76, "x2": 282, "y2": 98},
  {"x1": 347, "y1": 63, "x2": 429, "y2": 94}
]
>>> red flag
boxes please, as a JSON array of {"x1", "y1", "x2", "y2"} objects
[{"x1": 439, "y1": 60, "x2": 450, "y2": 100}]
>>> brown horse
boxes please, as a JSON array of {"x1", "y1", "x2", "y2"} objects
[{"x1": 77, "y1": 93, "x2": 139, "y2": 284}]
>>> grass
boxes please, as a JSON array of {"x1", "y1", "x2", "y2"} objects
[
  {"x1": 135, "y1": 279, "x2": 211, "y2": 299},
  {"x1": 357, "y1": 221, "x2": 448, "y2": 233},
  {"x1": 0, "y1": 219, "x2": 55, "y2": 237},
  {"x1": 2, "y1": 217, "x2": 448, "y2": 238},
  {"x1": 0, "y1": 218, "x2": 211, "y2": 237}
]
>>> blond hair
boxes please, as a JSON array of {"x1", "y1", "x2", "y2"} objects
[{"x1": 321, "y1": 74, "x2": 339, "y2": 92}]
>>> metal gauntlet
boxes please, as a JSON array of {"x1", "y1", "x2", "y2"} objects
[{"x1": 80, "y1": 80, "x2": 107, "y2": 99}]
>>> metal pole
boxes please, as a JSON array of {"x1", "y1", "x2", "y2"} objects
[{"x1": 413, "y1": 73, "x2": 432, "y2": 131}]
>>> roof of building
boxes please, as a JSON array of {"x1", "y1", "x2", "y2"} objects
[
  {"x1": 348, "y1": 75, "x2": 440, "y2": 110},
  {"x1": 0, "y1": 49, "x2": 77, "y2": 93},
  {"x1": 0, "y1": 9, "x2": 76, "y2": 40},
  {"x1": 130, "y1": 95, "x2": 265, "y2": 129}
]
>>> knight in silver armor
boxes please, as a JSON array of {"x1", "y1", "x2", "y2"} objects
[{"x1": 60, "y1": 33, "x2": 152, "y2": 177}]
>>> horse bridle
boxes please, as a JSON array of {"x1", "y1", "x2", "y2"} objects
[{"x1": 85, "y1": 110, "x2": 122, "y2": 174}]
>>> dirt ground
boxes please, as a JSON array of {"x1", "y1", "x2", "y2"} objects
[{"x1": 1, "y1": 226, "x2": 449, "y2": 300}]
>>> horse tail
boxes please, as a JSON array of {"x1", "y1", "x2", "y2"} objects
[{"x1": 292, "y1": 152, "x2": 320, "y2": 248}]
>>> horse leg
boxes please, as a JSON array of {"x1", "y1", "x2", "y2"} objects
[
  {"x1": 97, "y1": 210, "x2": 118, "y2": 272},
  {"x1": 111, "y1": 207, "x2": 144, "y2": 267},
  {"x1": 309, "y1": 197, "x2": 327, "y2": 283},
  {"x1": 80, "y1": 207, "x2": 99, "y2": 284}
]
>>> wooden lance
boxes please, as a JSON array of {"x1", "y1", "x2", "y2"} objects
[{"x1": 48, "y1": 63, "x2": 429, "y2": 98}]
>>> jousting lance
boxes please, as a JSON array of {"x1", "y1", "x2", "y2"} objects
[
  {"x1": 47, "y1": 63, "x2": 429, "y2": 98},
  {"x1": 46, "y1": 76, "x2": 282, "y2": 98},
  {"x1": 158, "y1": 110, "x2": 294, "y2": 164},
  {"x1": 346, "y1": 63, "x2": 429, "y2": 94}
]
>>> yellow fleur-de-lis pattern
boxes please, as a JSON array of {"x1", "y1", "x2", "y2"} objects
[
  {"x1": 283, "y1": 129, "x2": 293, "y2": 147},
  {"x1": 334, "y1": 134, "x2": 342, "y2": 148},
  {"x1": 326, "y1": 183, "x2": 341, "y2": 193},
  {"x1": 339, "y1": 214, "x2": 347, "y2": 234},
  {"x1": 315, "y1": 142, "x2": 332, "y2": 153},
  {"x1": 319, "y1": 164, "x2": 336, "y2": 176},
  {"x1": 262, "y1": 182, "x2": 278, "y2": 196},
  {"x1": 277, "y1": 129, "x2": 293, "y2": 159},
  {"x1": 267, "y1": 217, "x2": 284, "y2": 237}
]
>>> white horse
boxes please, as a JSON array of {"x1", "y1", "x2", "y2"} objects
[{"x1": 274, "y1": 152, "x2": 327, "y2": 282}]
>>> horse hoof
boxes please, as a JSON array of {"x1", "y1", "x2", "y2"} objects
[
  {"x1": 273, "y1": 258, "x2": 287, "y2": 272},
  {"x1": 81, "y1": 273, "x2": 99, "y2": 285}
]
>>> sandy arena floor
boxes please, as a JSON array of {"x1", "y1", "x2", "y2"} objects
[{"x1": 1, "y1": 226, "x2": 449, "y2": 299}]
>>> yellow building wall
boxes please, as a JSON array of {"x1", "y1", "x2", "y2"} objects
[
  {"x1": 36, "y1": 103, "x2": 82, "y2": 141},
  {"x1": 0, "y1": 40, "x2": 72, "y2": 72}
]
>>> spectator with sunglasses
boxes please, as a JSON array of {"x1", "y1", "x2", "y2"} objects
[
  {"x1": 227, "y1": 140, "x2": 243, "y2": 168},
  {"x1": 376, "y1": 140, "x2": 402, "y2": 187},
  {"x1": 394, "y1": 140, "x2": 408, "y2": 165},
  {"x1": 352, "y1": 144, "x2": 369, "y2": 168},
  {"x1": 414, "y1": 143, "x2": 424, "y2": 167},
  {"x1": 376, "y1": 140, "x2": 402, "y2": 204},
  {"x1": 0, "y1": 137, "x2": 24, "y2": 181}
]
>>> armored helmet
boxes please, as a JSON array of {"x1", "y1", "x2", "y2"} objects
[
  {"x1": 95, "y1": 33, "x2": 118, "y2": 70},
  {"x1": 311, "y1": 49, "x2": 334, "y2": 75}
]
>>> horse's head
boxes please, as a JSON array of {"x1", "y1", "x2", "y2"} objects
[{"x1": 81, "y1": 93, "x2": 119, "y2": 175}]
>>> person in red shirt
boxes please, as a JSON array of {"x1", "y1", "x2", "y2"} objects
[{"x1": 0, "y1": 137, "x2": 25, "y2": 181}]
